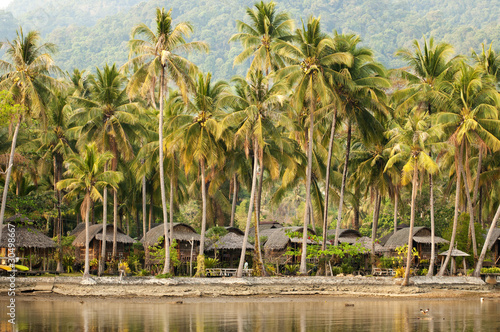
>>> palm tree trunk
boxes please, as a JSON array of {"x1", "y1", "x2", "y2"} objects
[
  {"x1": 237, "y1": 139, "x2": 259, "y2": 278},
  {"x1": 196, "y1": 158, "x2": 208, "y2": 277},
  {"x1": 473, "y1": 202, "x2": 500, "y2": 277},
  {"x1": 142, "y1": 176, "x2": 147, "y2": 238},
  {"x1": 149, "y1": 187, "x2": 153, "y2": 230},
  {"x1": 112, "y1": 190, "x2": 118, "y2": 257},
  {"x1": 322, "y1": 111, "x2": 337, "y2": 252},
  {"x1": 0, "y1": 116, "x2": 21, "y2": 242},
  {"x1": 300, "y1": 97, "x2": 315, "y2": 275},
  {"x1": 461, "y1": 166, "x2": 478, "y2": 260},
  {"x1": 158, "y1": 67, "x2": 171, "y2": 275},
  {"x1": 56, "y1": 155, "x2": 64, "y2": 273},
  {"x1": 370, "y1": 191, "x2": 381, "y2": 267},
  {"x1": 83, "y1": 194, "x2": 91, "y2": 278},
  {"x1": 393, "y1": 193, "x2": 398, "y2": 235},
  {"x1": 230, "y1": 175, "x2": 238, "y2": 227},
  {"x1": 402, "y1": 163, "x2": 418, "y2": 286},
  {"x1": 438, "y1": 143, "x2": 463, "y2": 276},
  {"x1": 253, "y1": 147, "x2": 266, "y2": 276},
  {"x1": 99, "y1": 165, "x2": 108, "y2": 276},
  {"x1": 169, "y1": 171, "x2": 175, "y2": 274},
  {"x1": 472, "y1": 146, "x2": 482, "y2": 212},
  {"x1": 335, "y1": 121, "x2": 352, "y2": 246},
  {"x1": 354, "y1": 207, "x2": 360, "y2": 231},
  {"x1": 427, "y1": 173, "x2": 436, "y2": 277}
]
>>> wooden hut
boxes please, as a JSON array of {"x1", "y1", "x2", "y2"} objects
[
  {"x1": 263, "y1": 226, "x2": 316, "y2": 264},
  {"x1": 142, "y1": 223, "x2": 200, "y2": 267},
  {"x1": 0, "y1": 215, "x2": 56, "y2": 270},
  {"x1": 485, "y1": 228, "x2": 500, "y2": 266},
  {"x1": 69, "y1": 223, "x2": 85, "y2": 236},
  {"x1": 72, "y1": 224, "x2": 135, "y2": 262},
  {"x1": 383, "y1": 226, "x2": 448, "y2": 262},
  {"x1": 206, "y1": 232, "x2": 254, "y2": 267}
]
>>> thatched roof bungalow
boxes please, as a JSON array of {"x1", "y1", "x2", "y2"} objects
[
  {"x1": 142, "y1": 223, "x2": 200, "y2": 267},
  {"x1": 263, "y1": 226, "x2": 316, "y2": 264},
  {"x1": 0, "y1": 215, "x2": 56, "y2": 270},
  {"x1": 72, "y1": 224, "x2": 135, "y2": 262},
  {"x1": 225, "y1": 226, "x2": 244, "y2": 235},
  {"x1": 206, "y1": 232, "x2": 254, "y2": 267},
  {"x1": 383, "y1": 226, "x2": 448, "y2": 261}
]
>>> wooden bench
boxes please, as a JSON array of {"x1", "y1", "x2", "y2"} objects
[{"x1": 372, "y1": 268, "x2": 395, "y2": 276}]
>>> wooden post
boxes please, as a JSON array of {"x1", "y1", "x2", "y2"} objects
[
  {"x1": 189, "y1": 237, "x2": 194, "y2": 277},
  {"x1": 463, "y1": 259, "x2": 467, "y2": 276}
]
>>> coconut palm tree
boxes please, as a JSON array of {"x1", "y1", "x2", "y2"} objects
[
  {"x1": 395, "y1": 37, "x2": 457, "y2": 275},
  {"x1": 230, "y1": 1, "x2": 294, "y2": 73},
  {"x1": 172, "y1": 72, "x2": 227, "y2": 276},
  {"x1": 326, "y1": 33, "x2": 389, "y2": 250},
  {"x1": 219, "y1": 70, "x2": 290, "y2": 277},
  {"x1": 436, "y1": 62, "x2": 500, "y2": 275},
  {"x1": 125, "y1": 7, "x2": 208, "y2": 273},
  {"x1": 385, "y1": 110, "x2": 438, "y2": 286},
  {"x1": 70, "y1": 64, "x2": 141, "y2": 272},
  {"x1": 0, "y1": 28, "x2": 62, "y2": 241},
  {"x1": 37, "y1": 91, "x2": 74, "y2": 273},
  {"x1": 276, "y1": 16, "x2": 352, "y2": 274},
  {"x1": 57, "y1": 143, "x2": 123, "y2": 278}
]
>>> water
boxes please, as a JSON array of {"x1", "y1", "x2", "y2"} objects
[{"x1": 1, "y1": 296, "x2": 499, "y2": 331}]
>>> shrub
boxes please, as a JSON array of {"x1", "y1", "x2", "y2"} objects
[
  {"x1": 481, "y1": 267, "x2": 500, "y2": 274},
  {"x1": 341, "y1": 263, "x2": 354, "y2": 275},
  {"x1": 331, "y1": 266, "x2": 343, "y2": 276},
  {"x1": 204, "y1": 257, "x2": 219, "y2": 268},
  {"x1": 155, "y1": 273, "x2": 173, "y2": 278},
  {"x1": 284, "y1": 264, "x2": 299, "y2": 275}
]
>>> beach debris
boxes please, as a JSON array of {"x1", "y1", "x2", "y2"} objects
[{"x1": 345, "y1": 303, "x2": 354, "y2": 307}]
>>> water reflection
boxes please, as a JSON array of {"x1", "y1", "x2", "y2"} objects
[{"x1": 3, "y1": 296, "x2": 499, "y2": 331}]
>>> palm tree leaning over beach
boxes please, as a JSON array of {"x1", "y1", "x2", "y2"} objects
[
  {"x1": 0, "y1": 28, "x2": 62, "y2": 242},
  {"x1": 125, "y1": 8, "x2": 208, "y2": 274},
  {"x1": 57, "y1": 143, "x2": 122, "y2": 278}
]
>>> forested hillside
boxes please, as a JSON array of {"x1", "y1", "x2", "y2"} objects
[{"x1": 1, "y1": 0, "x2": 500, "y2": 79}]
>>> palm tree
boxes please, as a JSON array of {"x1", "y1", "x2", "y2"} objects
[
  {"x1": 230, "y1": 1, "x2": 294, "y2": 73},
  {"x1": 0, "y1": 28, "x2": 61, "y2": 241},
  {"x1": 70, "y1": 64, "x2": 140, "y2": 273},
  {"x1": 327, "y1": 33, "x2": 389, "y2": 251},
  {"x1": 219, "y1": 70, "x2": 290, "y2": 277},
  {"x1": 37, "y1": 91, "x2": 74, "y2": 273},
  {"x1": 57, "y1": 143, "x2": 122, "y2": 278},
  {"x1": 276, "y1": 16, "x2": 352, "y2": 274},
  {"x1": 125, "y1": 8, "x2": 208, "y2": 273},
  {"x1": 395, "y1": 37, "x2": 457, "y2": 275},
  {"x1": 385, "y1": 110, "x2": 438, "y2": 286},
  {"x1": 174, "y1": 72, "x2": 227, "y2": 276},
  {"x1": 437, "y1": 62, "x2": 500, "y2": 275}
]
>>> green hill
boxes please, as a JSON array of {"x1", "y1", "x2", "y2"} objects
[{"x1": 2, "y1": 0, "x2": 500, "y2": 79}]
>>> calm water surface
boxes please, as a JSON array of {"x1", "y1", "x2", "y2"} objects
[{"x1": 1, "y1": 296, "x2": 499, "y2": 331}]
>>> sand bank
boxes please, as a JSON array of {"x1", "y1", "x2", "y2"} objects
[{"x1": 0, "y1": 276, "x2": 498, "y2": 300}]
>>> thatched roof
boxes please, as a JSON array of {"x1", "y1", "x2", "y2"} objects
[
  {"x1": 206, "y1": 232, "x2": 254, "y2": 251},
  {"x1": 72, "y1": 224, "x2": 135, "y2": 247},
  {"x1": 0, "y1": 224, "x2": 56, "y2": 249},
  {"x1": 326, "y1": 229, "x2": 362, "y2": 244},
  {"x1": 439, "y1": 248, "x2": 470, "y2": 257},
  {"x1": 264, "y1": 226, "x2": 316, "y2": 250},
  {"x1": 384, "y1": 226, "x2": 449, "y2": 250},
  {"x1": 249, "y1": 221, "x2": 283, "y2": 237},
  {"x1": 354, "y1": 236, "x2": 384, "y2": 253},
  {"x1": 69, "y1": 223, "x2": 85, "y2": 236},
  {"x1": 141, "y1": 223, "x2": 200, "y2": 247},
  {"x1": 225, "y1": 227, "x2": 244, "y2": 236},
  {"x1": 486, "y1": 228, "x2": 500, "y2": 250}
]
